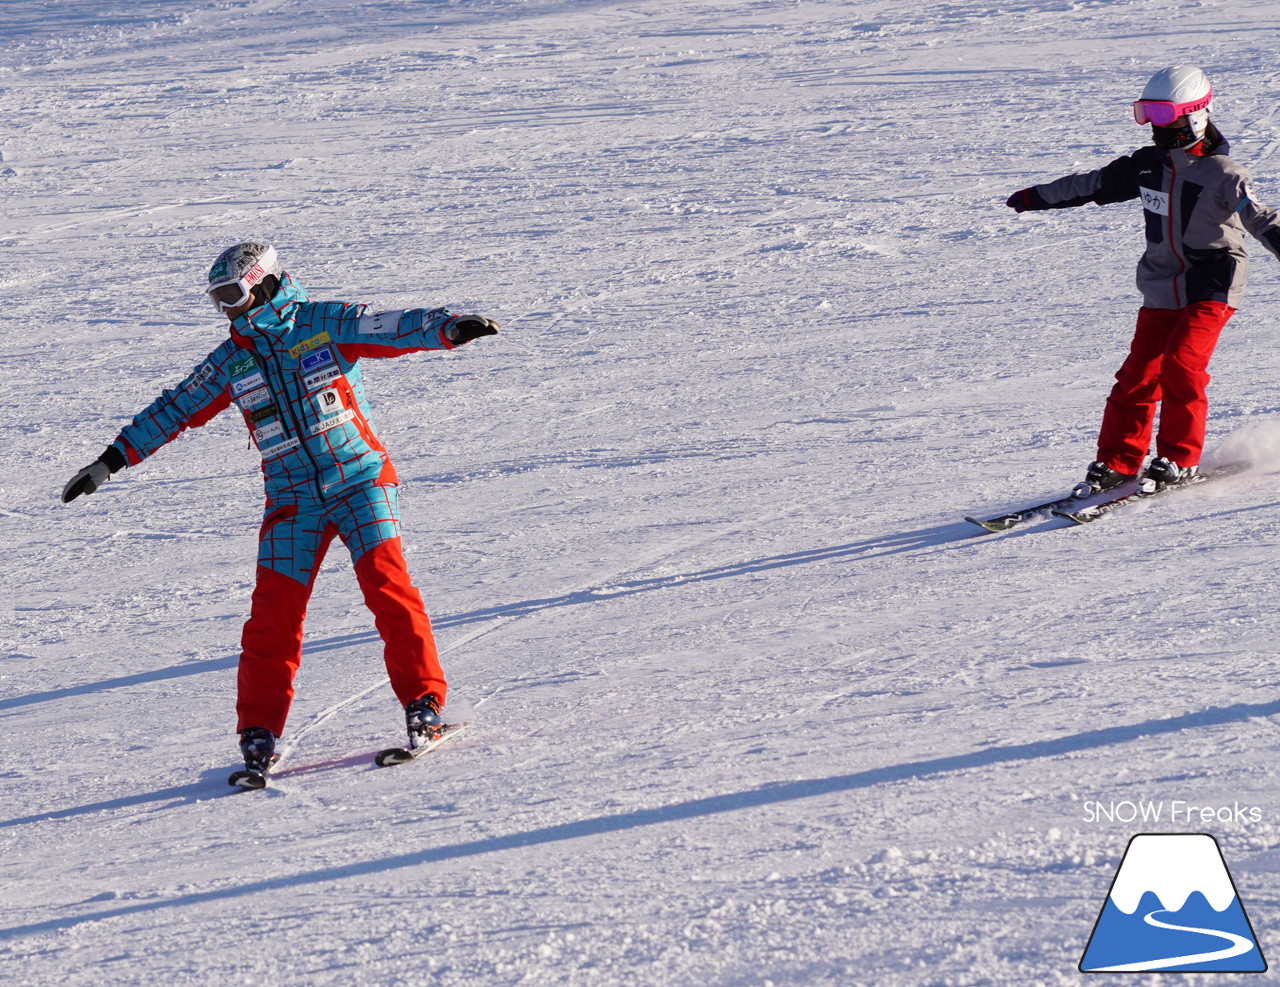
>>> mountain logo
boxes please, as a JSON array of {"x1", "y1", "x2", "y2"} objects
[{"x1": 1080, "y1": 833, "x2": 1266, "y2": 973}]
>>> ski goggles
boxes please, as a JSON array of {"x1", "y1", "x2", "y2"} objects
[
  {"x1": 1132, "y1": 92, "x2": 1211, "y2": 126},
  {"x1": 206, "y1": 247, "x2": 278, "y2": 312}
]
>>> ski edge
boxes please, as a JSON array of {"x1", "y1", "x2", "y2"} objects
[
  {"x1": 964, "y1": 494, "x2": 1084, "y2": 533},
  {"x1": 375, "y1": 721, "x2": 468, "y2": 768}
]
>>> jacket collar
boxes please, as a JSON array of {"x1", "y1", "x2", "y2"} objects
[{"x1": 230, "y1": 272, "x2": 308, "y2": 349}]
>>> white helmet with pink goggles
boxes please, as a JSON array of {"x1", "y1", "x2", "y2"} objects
[
  {"x1": 206, "y1": 242, "x2": 282, "y2": 312},
  {"x1": 1133, "y1": 66, "x2": 1212, "y2": 145}
]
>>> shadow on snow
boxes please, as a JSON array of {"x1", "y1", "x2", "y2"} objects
[
  {"x1": 2, "y1": 521, "x2": 973, "y2": 714},
  {"x1": 4, "y1": 695, "x2": 1279, "y2": 938}
]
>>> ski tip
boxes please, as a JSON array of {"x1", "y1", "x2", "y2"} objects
[
  {"x1": 375, "y1": 747, "x2": 415, "y2": 767},
  {"x1": 964, "y1": 515, "x2": 1013, "y2": 533},
  {"x1": 228, "y1": 769, "x2": 268, "y2": 790},
  {"x1": 375, "y1": 722, "x2": 468, "y2": 767}
]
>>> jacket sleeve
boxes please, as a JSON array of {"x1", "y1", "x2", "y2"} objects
[
  {"x1": 1022, "y1": 152, "x2": 1144, "y2": 210},
  {"x1": 1223, "y1": 168, "x2": 1280, "y2": 261},
  {"x1": 317, "y1": 302, "x2": 461, "y2": 361},
  {"x1": 109, "y1": 343, "x2": 235, "y2": 467}
]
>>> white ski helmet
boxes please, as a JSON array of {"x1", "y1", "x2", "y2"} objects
[
  {"x1": 1133, "y1": 65, "x2": 1213, "y2": 149},
  {"x1": 206, "y1": 241, "x2": 282, "y2": 312}
]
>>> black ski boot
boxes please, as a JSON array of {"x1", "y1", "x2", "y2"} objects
[
  {"x1": 1073, "y1": 460, "x2": 1138, "y2": 498},
  {"x1": 239, "y1": 726, "x2": 277, "y2": 772},
  {"x1": 1139, "y1": 456, "x2": 1197, "y2": 494},
  {"x1": 405, "y1": 693, "x2": 445, "y2": 749}
]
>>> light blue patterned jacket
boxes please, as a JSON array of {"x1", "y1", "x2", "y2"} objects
[{"x1": 110, "y1": 273, "x2": 460, "y2": 505}]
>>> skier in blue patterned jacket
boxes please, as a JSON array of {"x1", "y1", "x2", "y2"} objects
[{"x1": 61, "y1": 242, "x2": 500, "y2": 775}]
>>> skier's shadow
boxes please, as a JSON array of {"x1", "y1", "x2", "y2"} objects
[
  {"x1": 2, "y1": 520, "x2": 976, "y2": 714},
  {"x1": 0, "y1": 768, "x2": 255, "y2": 828},
  {"x1": 429, "y1": 518, "x2": 975, "y2": 627},
  {"x1": 6, "y1": 695, "x2": 1279, "y2": 939}
]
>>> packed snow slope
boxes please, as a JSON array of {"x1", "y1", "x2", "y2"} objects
[{"x1": 7, "y1": 0, "x2": 1280, "y2": 983}]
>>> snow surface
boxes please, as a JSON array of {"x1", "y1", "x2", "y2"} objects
[{"x1": 7, "y1": 0, "x2": 1280, "y2": 983}]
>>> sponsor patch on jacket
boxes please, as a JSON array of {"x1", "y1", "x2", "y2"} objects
[
  {"x1": 309, "y1": 407, "x2": 356, "y2": 435},
  {"x1": 247, "y1": 402, "x2": 278, "y2": 425},
  {"x1": 229, "y1": 355, "x2": 266, "y2": 396},
  {"x1": 313, "y1": 388, "x2": 343, "y2": 417},
  {"x1": 253, "y1": 421, "x2": 285, "y2": 444},
  {"x1": 300, "y1": 345, "x2": 337, "y2": 374},
  {"x1": 303, "y1": 364, "x2": 342, "y2": 389},
  {"x1": 357, "y1": 311, "x2": 402, "y2": 335},
  {"x1": 184, "y1": 362, "x2": 217, "y2": 395},
  {"x1": 1140, "y1": 187, "x2": 1169, "y2": 216},
  {"x1": 288, "y1": 332, "x2": 332, "y2": 358},
  {"x1": 260, "y1": 436, "x2": 300, "y2": 459},
  {"x1": 235, "y1": 386, "x2": 272, "y2": 410}
]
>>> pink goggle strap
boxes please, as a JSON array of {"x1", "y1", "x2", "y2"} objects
[{"x1": 1133, "y1": 91, "x2": 1211, "y2": 126}]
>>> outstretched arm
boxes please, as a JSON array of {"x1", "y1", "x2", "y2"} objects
[
  {"x1": 1006, "y1": 152, "x2": 1144, "y2": 212},
  {"x1": 61, "y1": 343, "x2": 236, "y2": 503},
  {"x1": 318, "y1": 303, "x2": 499, "y2": 361}
]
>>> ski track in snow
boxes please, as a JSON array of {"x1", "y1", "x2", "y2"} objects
[{"x1": 7, "y1": 0, "x2": 1280, "y2": 983}]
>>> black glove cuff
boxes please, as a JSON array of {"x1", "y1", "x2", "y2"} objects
[{"x1": 100, "y1": 445, "x2": 128, "y2": 474}]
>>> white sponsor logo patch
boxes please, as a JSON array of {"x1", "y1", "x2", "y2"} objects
[
  {"x1": 314, "y1": 388, "x2": 343, "y2": 416},
  {"x1": 357, "y1": 311, "x2": 402, "y2": 335},
  {"x1": 309, "y1": 407, "x2": 356, "y2": 435},
  {"x1": 231, "y1": 372, "x2": 266, "y2": 396},
  {"x1": 253, "y1": 421, "x2": 285, "y2": 444},
  {"x1": 1140, "y1": 187, "x2": 1169, "y2": 216},
  {"x1": 303, "y1": 364, "x2": 342, "y2": 390},
  {"x1": 261, "y1": 437, "x2": 300, "y2": 459},
  {"x1": 185, "y1": 362, "x2": 217, "y2": 395},
  {"x1": 236, "y1": 386, "x2": 273, "y2": 410}
]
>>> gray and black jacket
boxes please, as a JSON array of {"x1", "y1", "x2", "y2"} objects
[{"x1": 1020, "y1": 131, "x2": 1280, "y2": 310}]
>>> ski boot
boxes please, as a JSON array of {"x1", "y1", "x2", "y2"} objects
[
  {"x1": 1073, "y1": 460, "x2": 1138, "y2": 498},
  {"x1": 405, "y1": 693, "x2": 445, "y2": 749},
  {"x1": 239, "y1": 726, "x2": 277, "y2": 773},
  {"x1": 1138, "y1": 456, "x2": 1197, "y2": 495}
]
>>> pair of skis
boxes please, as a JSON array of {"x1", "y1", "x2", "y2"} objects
[
  {"x1": 965, "y1": 462, "x2": 1249, "y2": 533},
  {"x1": 228, "y1": 722, "x2": 467, "y2": 790}
]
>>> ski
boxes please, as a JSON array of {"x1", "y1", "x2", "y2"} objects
[
  {"x1": 375, "y1": 722, "x2": 467, "y2": 767},
  {"x1": 1052, "y1": 462, "x2": 1250, "y2": 525},
  {"x1": 227, "y1": 753, "x2": 280, "y2": 791},
  {"x1": 228, "y1": 768, "x2": 268, "y2": 790},
  {"x1": 963, "y1": 486, "x2": 1111, "y2": 532}
]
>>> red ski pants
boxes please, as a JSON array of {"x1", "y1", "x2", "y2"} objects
[
  {"x1": 1096, "y1": 301, "x2": 1234, "y2": 474},
  {"x1": 236, "y1": 494, "x2": 446, "y2": 737}
]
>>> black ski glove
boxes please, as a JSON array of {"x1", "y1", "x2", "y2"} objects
[
  {"x1": 1005, "y1": 188, "x2": 1045, "y2": 213},
  {"x1": 62, "y1": 461, "x2": 111, "y2": 503},
  {"x1": 62, "y1": 446, "x2": 127, "y2": 503},
  {"x1": 445, "y1": 315, "x2": 500, "y2": 345}
]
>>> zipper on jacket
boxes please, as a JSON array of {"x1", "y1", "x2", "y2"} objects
[
  {"x1": 1166, "y1": 156, "x2": 1185, "y2": 309},
  {"x1": 259, "y1": 344, "x2": 327, "y2": 502}
]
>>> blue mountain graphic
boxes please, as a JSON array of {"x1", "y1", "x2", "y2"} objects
[{"x1": 1081, "y1": 890, "x2": 1265, "y2": 972}]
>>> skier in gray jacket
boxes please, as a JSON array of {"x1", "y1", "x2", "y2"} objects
[{"x1": 1006, "y1": 66, "x2": 1280, "y2": 495}]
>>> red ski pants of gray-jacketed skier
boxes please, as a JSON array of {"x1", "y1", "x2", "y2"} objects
[
  {"x1": 235, "y1": 484, "x2": 446, "y2": 738},
  {"x1": 1096, "y1": 301, "x2": 1235, "y2": 474}
]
